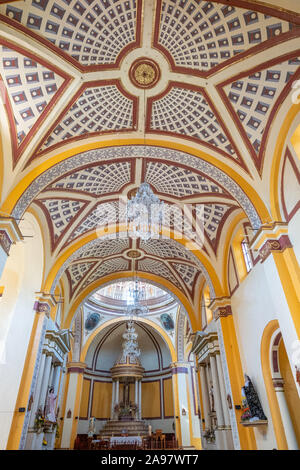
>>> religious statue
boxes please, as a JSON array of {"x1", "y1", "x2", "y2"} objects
[
  {"x1": 45, "y1": 387, "x2": 57, "y2": 423},
  {"x1": 88, "y1": 416, "x2": 96, "y2": 437},
  {"x1": 241, "y1": 374, "x2": 267, "y2": 422}
]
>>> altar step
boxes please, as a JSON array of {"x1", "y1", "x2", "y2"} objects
[{"x1": 99, "y1": 420, "x2": 149, "y2": 437}]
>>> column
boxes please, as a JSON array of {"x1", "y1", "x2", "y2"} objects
[
  {"x1": 209, "y1": 297, "x2": 256, "y2": 450},
  {"x1": 52, "y1": 363, "x2": 62, "y2": 395},
  {"x1": 170, "y1": 362, "x2": 191, "y2": 448},
  {"x1": 138, "y1": 380, "x2": 142, "y2": 420},
  {"x1": 60, "y1": 362, "x2": 86, "y2": 450},
  {"x1": 115, "y1": 379, "x2": 119, "y2": 407},
  {"x1": 273, "y1": 379, "x2": 299, "y2": 449},
  {"x1": 135, "y1": 379, "x2": 138, "y2": 419},
  {"x1": 216, "y1": 353, "x2": 234, "y2": 450},
  {"x1": 210, "y1": 354, "x2": 227, "y2": 450},
  {"x1": 39, "y1": 354, "x2": 53, "y2": 413},
  {"x1": 199, "y1": 364, "x2": 210, "y2": 430}
]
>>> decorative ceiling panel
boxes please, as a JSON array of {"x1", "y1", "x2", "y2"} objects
[
  {"x1": 39, "y1": 82, "x2": 136, "y2": 152},
  {"x1": 66, "y1": 260, "x2": 97, "y2": 296},
  {"x1": 145, "y1": 161, "x2": 229, "y2": 198},
  {"x1": 140, "y1": 237, "x2": 192, "y2": 262},
  {"x1": 0, "y1": 0, "x2": 141, "y2": 68},
  {"x1": 35, "y1": 197, "x2": 87, "y2": 249},
  {"x1": 46, "y1": 161, "x2": 132, "y2": 195},
  {"x1": 219, "y1": 53, "x2": 300, "y2": 172},
  {"x1": 78, "y1": 238, "x2": 130, "y2": 259},
  {"x1": 137, "y1": 258, "x2": 182, "y2": 290},
  {"x1": 203, "y1": 203, "x2": 236, "y2": 253},
  {"x1": 67, "y1": 200, "x2": 127, "y2": 243},
  {"x1": 0, "y1": 41, "x2": 70, "y2": 162},
  {"x1": 148, "y1": 84, "x2": 241, "y2": 163},
  {"x1": 171, "y1": 262, "x2": 199, "y2": 293},
  {"x1": 155, "y1": 0, "x2": 296, "y2": 75},
  {"x1": 82, "y1": 257, "x2": 129, "y2": 289}
]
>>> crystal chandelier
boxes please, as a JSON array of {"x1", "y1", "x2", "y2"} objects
[
  {"x1": 127, "y1": 182, "x2": 164, "y2": 240},
  {"x1": 121, "y1": 320, "x2": 141, "y2": 359},
  {"x1": 125, "y1": 279, "x2": 149, "y2": 316}
]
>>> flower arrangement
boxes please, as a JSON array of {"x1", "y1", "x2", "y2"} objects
[
  {"x1": 42, "y1": 439, "x2": 47, "y2": 447},
  {"x1": 241, "y1": 406, "x2": 251, "y2": 421},
  {"x1": 34, "y1": 409, "x2": 45, "y2": 433},
  {"x1": 203, "y1": 429, "x2": 215, "y2": 443}
]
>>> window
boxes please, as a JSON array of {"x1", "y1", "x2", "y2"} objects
[{"x1": 241, "y1": 239, "x2": 253, "y2": 273}]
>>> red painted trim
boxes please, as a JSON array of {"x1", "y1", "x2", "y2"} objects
[
  {"x1": 281, "y1": 147, "x2": 300, "y2": 222},
  {"x1": 217, "y1": 50, "x2": 300, "y2": 174},
  {"x1": 228, "y1": 246, "x2": 239, "y2": 296}
]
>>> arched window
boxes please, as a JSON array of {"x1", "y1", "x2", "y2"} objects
[{"x1": 241, "y1": 239, "x2": 253, "y2": 273}]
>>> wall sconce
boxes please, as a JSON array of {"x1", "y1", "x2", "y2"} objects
[{"x1": 181, "y1": 407, "x2": 187, "y2": 416}]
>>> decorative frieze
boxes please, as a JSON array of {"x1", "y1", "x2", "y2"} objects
[
  {"x1": 208, "y1": 297, "x2": 232, "y2": 322},
  {"x1": 66, "y1": 362, "x2": 87, "y2": 374},
  {"x1": 250, "y1": 222, "x2": 293, "y2": 262},
  {"x1": 0, "y1": 216, "x2": 23, "y2": 256}
]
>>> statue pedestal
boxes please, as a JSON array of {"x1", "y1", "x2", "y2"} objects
[{"x1": 240, "y1": 420, "x2": 268, "y2": 427}]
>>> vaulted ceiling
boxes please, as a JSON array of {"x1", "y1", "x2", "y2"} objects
[{"x1": 1, "y1": 0, "x2": 299, "y2": 310}]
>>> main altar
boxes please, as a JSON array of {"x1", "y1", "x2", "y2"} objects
[{"x1": 99, "y1": 320, "x2": 149, "y2": 438}]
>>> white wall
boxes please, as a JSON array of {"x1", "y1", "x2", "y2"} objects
[
  {"x1": 231, "y1": 258, "x2": 285, "y2": 449},
  {"x1": 0, "y1": 213, "x2": 44, "y2": 450}
]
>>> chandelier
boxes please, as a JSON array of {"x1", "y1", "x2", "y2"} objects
[
  {"x1": 121, "y1": 320, "x2": 141, "y2": 359},
  {"x1": 125, "y1": 279, "x2": 149, "y2": 317},
  {"x1": 127, "y1": 182, "x2": 164, "y2": 240}
]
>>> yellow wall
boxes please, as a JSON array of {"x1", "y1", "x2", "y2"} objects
[
  {"x1": 163, "y1": 378, "x2": 174, "y2": 418},
  {"x1": 91, "y1": 381, "x2": 112, "y2": 419},
  {"x1": 142, "y1": 381, "x2": 161, "y2": 419},
  {"x1": 79, "y1": 379, "x2": 91, "y2": 419},
  {"x1": 279, "y1": 340, "x2": 300, "y2": 447}
]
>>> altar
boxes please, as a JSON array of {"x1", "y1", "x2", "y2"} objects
[{"x1": 110, "y1": 436, "x2": 142, "y2": 446}]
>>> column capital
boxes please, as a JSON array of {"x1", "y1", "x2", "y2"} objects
[
  {"x1": 33, "y1": 292, "x2": 57, "y2": 317},
  {"x1": 208, "y1": 297, "x2": 232, "y2": 321},
  {"x1": 66, "y1": 362, "x2": 87, "y2": 374},
  {"x1": 250, "y1": 222, "x2": 292, "y2": 262},
  {"x1": 170, "y1": 362, "x2": 189, "y2": 374},
  {"x1": 0, "y1": 216, "x2": 23, "y2": 256}
]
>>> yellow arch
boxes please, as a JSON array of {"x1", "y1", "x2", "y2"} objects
[
  {"x1": 43, "y1": 224, "x2": 224, "y2": 296},
  {"x1": 0, "y1": 138, "x2": 270, "y2": 223},
  {"x1": 270, "y1": 103, "x2": 300, "y2": 221},
  {"x1": 260, "y1": 319, "x2": 288, "y2": 450},
  {"x1": 80, "y1": 316, "x2": 177, "y2": 363},
  {"x1": 222, "y1": 212, "x2": 248, "y2": 295},
  {"x1": 63, "y1": 270, "x2": 199, "y2": 331}
]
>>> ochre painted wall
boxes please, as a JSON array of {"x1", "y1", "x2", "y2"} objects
[
  {"x1": 142, "y1": 381, "x2": 161, "y2": 419},
  {"x1": 91, "y1": 381, "x2": 112, "y2": 419},
  {"x1": 79, "y1": 379, "x2": 91, "y2": 419},
  {"x1": 163, "y1": 378, "x2": 174, "y2": 417}
]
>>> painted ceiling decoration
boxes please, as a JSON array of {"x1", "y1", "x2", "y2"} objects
[
  {"x1": 0, "y1": 39, "x2": 71, "y2": 163},
  {"x1": 0, "y1": 0, "x2": 142, "y2": 69},
  {"x1": 1, "y1": 0, "x2": 299, "y2": 309}
]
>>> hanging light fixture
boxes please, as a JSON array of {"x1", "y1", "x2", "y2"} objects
[
  {"x1": 121, "y1": 319, "x2": 141, "y2": 359},
  {"x1": 126, "y1": 75, "x2": 164, "y2": 241}
]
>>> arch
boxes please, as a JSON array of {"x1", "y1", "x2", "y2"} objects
[
  {"x1": 270, "y1": 103, "x2": 300, "y2": 221},
  {"x1": 260, "y1": 319, "x2": 288, "y2": 450},
  {"x1": 43, "y1": 226, "x2": 221, "y2": 300},
  {"x1": 0, "y1": 140, "x2": 268, "y2": 226},
  {"x1": 63, "y1": 271, "x2": 198, "y2": 332},
  {"x1": 80, "y1": 316, "x2": 177, "y2": 364}
]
